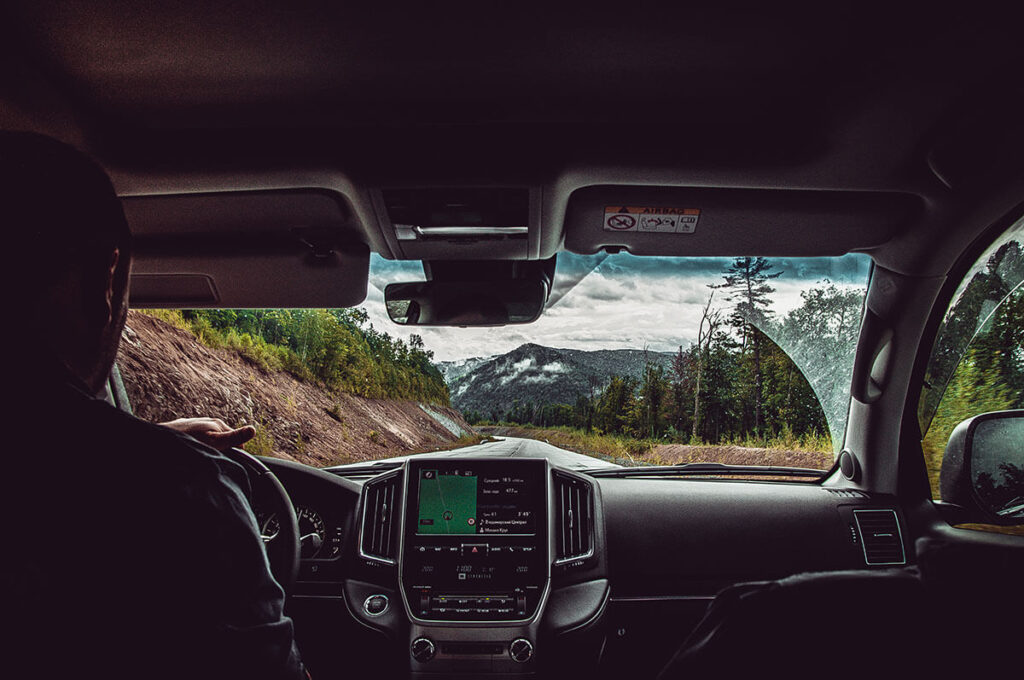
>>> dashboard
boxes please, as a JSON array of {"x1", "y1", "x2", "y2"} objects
[{"x1": 259, "y1": 455, "x2": 909, "y2": 679}]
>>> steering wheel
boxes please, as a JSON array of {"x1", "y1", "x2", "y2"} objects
[{"x1": 220, "y1": 447, "x2": 300, "y2": 593}]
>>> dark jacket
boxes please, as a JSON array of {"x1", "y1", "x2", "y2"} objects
[{"x1": 1, "y1": 361, "x2": 305, "y2": 679}]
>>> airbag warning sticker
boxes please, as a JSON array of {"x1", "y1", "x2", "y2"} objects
[{"x1": 603, "y1": 206, "x2": 700, "y2": 233}]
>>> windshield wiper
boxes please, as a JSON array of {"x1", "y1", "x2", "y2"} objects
[{"x1": 584, "y1": 462, "x2": 826, "y2": 479}]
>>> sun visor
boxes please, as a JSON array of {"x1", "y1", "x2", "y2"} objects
[
  {"x1": 564, "y1": 187, "x2": 921, "y2": 256},
  {"x1": 123, "y1": 189, "x2": 369, "y2": 308}
]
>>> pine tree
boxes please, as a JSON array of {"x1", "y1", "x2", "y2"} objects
[{"x1": 714, "y1": 257, "x2": 782, "y2": 434}]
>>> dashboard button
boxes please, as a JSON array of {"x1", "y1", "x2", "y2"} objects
[
  {"x1": 461, "y1": 543, "x2": 489, "y2": 557},
  {"x1": 363, "y1": 594, "x2": 389, "y2": 617}
]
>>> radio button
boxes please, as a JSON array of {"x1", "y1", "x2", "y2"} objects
[
  {"x1": 411, "y1": 637, "x2": 436, "y2": 663},
  {"x1": 509, "y1": 638, "x2": 533, "y2": 663}
]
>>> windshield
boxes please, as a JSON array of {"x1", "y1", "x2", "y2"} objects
[{"x1": 121, "y1": 252, "x2": 870, "y2": 474}]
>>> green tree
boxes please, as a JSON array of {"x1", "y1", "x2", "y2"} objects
[
  {"x1": 595, "y1": 376, "x2": 637, "y2": 435},
  {"x1": 637, "y1": 358, "x2": 668, "y2": 439},
  {"x1": 668, "y1": 346, "x2": 693, "y2": 437},
  {"x1": 714, "y1": 257, "x2": 782, "y2": 434},
  {"x1": 772, "y1": 281, "x2": 864, "y2": 448}
]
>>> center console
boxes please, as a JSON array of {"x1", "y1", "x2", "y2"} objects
[
  {"x1": 401, "y1": 458, "x2": 549, "y2": 624},
  {"x1": 348, "y1": 456, "x2": 606, "y2": 678},
  {"x1": 398, "y1": 458, "x2": 549, "y2": 676}
]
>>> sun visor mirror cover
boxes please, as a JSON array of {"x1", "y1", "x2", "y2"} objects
[
  {"x1": 123, "y1": 190, "x2": 370, "y2": 307},
  {"x1": 563, "y1": 187, "x2": 921, "y2": 257}
]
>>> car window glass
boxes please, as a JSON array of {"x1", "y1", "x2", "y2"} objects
[
  {"x1": 121, "y1": 253, "x2": 870, "y2": 474},
  {"x1": 367, "y1": 252, "x2": 871, "y2": 464},
  {"x1": 919, "y1": 217, "x2": 1024, "y2": 531}
]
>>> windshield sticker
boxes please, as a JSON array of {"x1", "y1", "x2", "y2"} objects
[{"x1": 603, "y1": 206, "x2": 700, "y2": 233}]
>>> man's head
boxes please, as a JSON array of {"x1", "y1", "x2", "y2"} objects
[{"x1": 1, "y1": 131, "x2": 132, "y2": 394}]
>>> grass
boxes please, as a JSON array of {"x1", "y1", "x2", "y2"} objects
[
  {"x1": 477, "y1": 424, "x2": 656, "y2": 464},
  {"x1": 476, "y1": 423, "x2": 834, "y2": 469},
  {"x1": 723, "y1": 427, "x2": 833, "y2": 454},
  {"x1": 242, "y1": 423, "x2": 275, "y2": 456}
]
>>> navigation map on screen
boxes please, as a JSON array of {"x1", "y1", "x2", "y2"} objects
[
  {"x1": 417, "y1": 469, "x2": 478, "y2": 535},
  {"x1": 415, "y1": 465, "x2": 537, "y2": 536}
]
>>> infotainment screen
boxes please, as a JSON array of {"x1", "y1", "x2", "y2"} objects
[
  {"x1": 415, "y1": 464, "x2": 539, "y2": 535},
  {"x1": 403, "y1": 459, "x2": 548, "y2": 621}
]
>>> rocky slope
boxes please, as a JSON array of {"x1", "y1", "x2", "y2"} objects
[{"x1": 116, "y1": 311, "x2": 475, "y2": 467}]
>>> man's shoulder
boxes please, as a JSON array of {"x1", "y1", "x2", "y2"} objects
[{"x1": 29, "y1": 384, "x2": 246, "y2": 494}]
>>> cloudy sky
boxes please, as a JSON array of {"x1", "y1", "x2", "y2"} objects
[{"x1": 362, "y1": 253, "x2": 872, "y2": 362}]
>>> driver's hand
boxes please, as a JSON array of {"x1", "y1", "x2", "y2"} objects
[{"x1": 160, "y1": 417, "x2": 256, "y2": 451}]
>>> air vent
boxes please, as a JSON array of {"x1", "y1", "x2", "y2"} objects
[
  {"x1": 360, "y1": 472, "x2": 401, "y2": 563},
  {"x1": 825, "y1": 488, "x2": 870, "y2": 499},
  {"x1": 854, "y1": 509, "x2": 906, "y2": 566},
  {"x1": 554, "y1": 472, "x2": 594, "y2": 562}
]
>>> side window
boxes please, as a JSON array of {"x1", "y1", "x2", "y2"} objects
[{"x1": 919, "y1": 217, "x2": 1024, "y2": 533}]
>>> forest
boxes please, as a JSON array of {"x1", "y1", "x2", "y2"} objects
[
  {"x1": 465, "y1": 257, "x2": 866, "y2": 453},
  {"x1": 473, "y1": 245, "x2": 1023, "y2": 468},
  {"x1": 143, "y1": 307, "x2": 451, "y2": 406}
]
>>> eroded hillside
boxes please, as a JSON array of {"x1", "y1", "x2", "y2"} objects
[{"x1": 116, "y1": 311, "x2": 476, "y2": 467}]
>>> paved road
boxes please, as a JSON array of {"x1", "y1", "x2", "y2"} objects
[{"x1": 356, "y1": 436, "x2": 620, "y2": 470}]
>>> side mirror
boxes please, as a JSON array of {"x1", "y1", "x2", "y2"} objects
[
  {"x1": 940, "y1": 410, "x2": 1024, "y2": 525},
  {"x1": 384, "y1": 279, "x2": 549, "y2": 326}
]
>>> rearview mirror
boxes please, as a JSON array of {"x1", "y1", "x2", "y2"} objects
[
  {"x1": 940, "y1": 410, "x2": 1024, "y2": 524},
  {"x1": 384, "y1": 280, "x2": 548, "y2": 326}
]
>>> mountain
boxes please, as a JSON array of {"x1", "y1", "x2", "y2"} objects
[
  {"x1": 437, "y1": 355, "x2": 495, "y2": 383},
  {"x1": 445, "y1": 343, "x2": 674, "y2": 418}
]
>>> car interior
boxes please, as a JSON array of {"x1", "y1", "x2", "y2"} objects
[{"x1": 3, "y1": 3, "x2": 1024, "y2": 678}]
